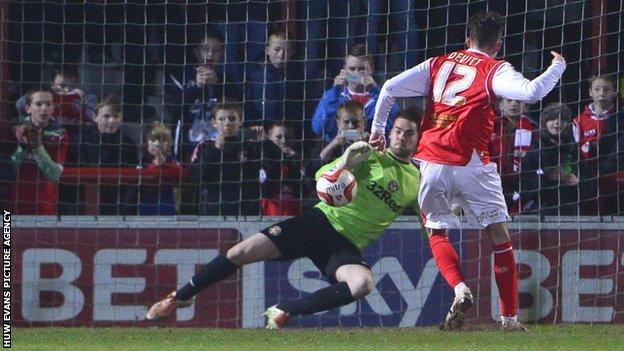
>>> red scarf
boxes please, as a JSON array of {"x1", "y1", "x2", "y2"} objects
[{"x1": 348, "y1": 88, "x2": 370, "y2": 106}]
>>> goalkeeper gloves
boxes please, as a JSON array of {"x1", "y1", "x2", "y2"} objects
[{"x1": 335, "y1": 141, "x2": 373, "y2": 172}]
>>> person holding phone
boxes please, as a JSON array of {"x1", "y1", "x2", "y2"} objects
[
  {"x1": 318, "y1": 101, "x2": 369, "y2": 164},
  {"x1": 311, "y1": 44, "x2": 399, "y2": 143}
]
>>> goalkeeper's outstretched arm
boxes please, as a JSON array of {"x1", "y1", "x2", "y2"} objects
[{"x1": 315, "y1": 141, "x2": 373, "y2": 180}]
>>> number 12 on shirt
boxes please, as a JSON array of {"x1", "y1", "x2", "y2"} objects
[{"x1": 432, "y1": 62, "x2": 476, "y2": 107}]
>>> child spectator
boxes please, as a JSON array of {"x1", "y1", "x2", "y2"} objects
[
  {"x1": 80, "y1": 96, "x2": 139, "y2": 215},
  {"x1": 246, "y1": 29, "x2": 293, "y2": 122},
  {"x1": 165, "y1": 31, "x2": 243, "y2": 163},
  {"x1": 573, "y1": 75, "x2": 624, "y2": 214},
  {"x1": 489, "y1": 98, "x2": 537, "y2": 213},
  {"x1": 311, "y1": 43, "x2": 399, "y2": 142},
  {"x1": 15, "y1": 67, "x2": 94, "y2": 165},
  {"x1": 522, "y1": 103, "x2": 592, "y2": 215},
  {"x1": 189, "y1": 101, "x2": 261, "y2": 216},
  {"x1": 260, "y1": 121, "x2": 302, "y2": 216},
  {"x1": 8, "y1": 90, "x2": 68, "y2": 215},
  {"x1": 246, "y1": 29, "x2": 321, "y2": 140},
  {"x1": 138, "y1": 122, "x2": 185, "y2": 215},
  {"x1": 50, "y1": 68, "x2": 91, "y2": 128},
  {"x1": 49, "y1": 67, "x2": 97, "y2": 214}
]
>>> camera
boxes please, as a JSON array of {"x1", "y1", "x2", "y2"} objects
[
  {"x1": 345, "y1": 72, "x2": 364, "y2": 85},
  {"x1": 341, "y1": 129, "x2": 362, "y2": 141}
]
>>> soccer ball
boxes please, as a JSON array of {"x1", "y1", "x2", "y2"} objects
[{"x1": 316, "y1": 169, "x2": 357, "y2": 207}]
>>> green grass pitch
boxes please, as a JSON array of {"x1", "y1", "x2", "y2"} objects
[{"x1": 14, "y1": 325, "x2": 624, "y2": 351}]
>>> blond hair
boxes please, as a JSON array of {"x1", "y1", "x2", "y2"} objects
[
  {"x1": 268, "y1": 29, "x2": 288, "y2": 43},
  {"x1": 337, "y1": 100, "x2": 365, "y2": 122}
]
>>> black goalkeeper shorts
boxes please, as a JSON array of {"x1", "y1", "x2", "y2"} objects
[{"x1": 260, "y1": 207, "x2": 369, "y2": 283}]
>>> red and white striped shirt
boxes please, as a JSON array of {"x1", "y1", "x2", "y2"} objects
[
  {"x1": 490, "y1": 114, "x2": 536, "y2": 175},
  {"x1": 572, "y1": 104, "x2": 614, "y2": 160}
]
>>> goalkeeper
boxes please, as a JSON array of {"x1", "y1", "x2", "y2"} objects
[{"x1": 147, "y1": 111, "x2": 421, "y2": 329}]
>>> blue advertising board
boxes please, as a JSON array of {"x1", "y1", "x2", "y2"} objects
[{"x1": 264, "y1": 228, "x2": 456, "y2": 327}]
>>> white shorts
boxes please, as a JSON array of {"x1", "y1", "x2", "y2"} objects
[{"x1": 418, "y1": 151, "x2": 510, "y2": 229}]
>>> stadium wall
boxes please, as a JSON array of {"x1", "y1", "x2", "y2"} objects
[{"x1": 12, "y1": 216, "x2": 624, "y2": 328}]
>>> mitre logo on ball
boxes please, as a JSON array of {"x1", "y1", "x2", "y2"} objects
[
  {"x1": 316, "y1": 169, "x2": 357, "y2": 207},
  {"x1": 324, "y1": 182, "x2": 346, "y2": 193}
]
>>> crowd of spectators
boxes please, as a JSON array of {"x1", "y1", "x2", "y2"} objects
[
  {"x1": 1, "y1": 26, "x2": 622, "y2": 217},
  {"x1": 490, "y1": 75, "x2": 624, "y2": 216}
]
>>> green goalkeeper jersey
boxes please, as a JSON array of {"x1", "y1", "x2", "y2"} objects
[{"x1": 315, "y1": 150, "x2": 420, "y2": 251}]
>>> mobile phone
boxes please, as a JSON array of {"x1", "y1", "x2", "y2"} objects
[
  {"x1": 341, "y1": 129, "x2": 362, "y2": 141},
  {"x1": 345, "y1": 72, "x2": 364, "y2": 85}
]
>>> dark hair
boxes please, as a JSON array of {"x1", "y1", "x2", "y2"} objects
[
  {"x1": 540, "y1": 102, "x2": 572, "y2": 129},
  {"x1": 265, "y1": 120, "x2": 293, "y2": 134},
  {"x1": 191, "y1": 27, "x2": 224, "y2": 46},
  {"x1": 213, "y1": 100, "x2": 243, "y2": 120},
  {"x1": 467, "y1": 12, "x2": 505, "y2": 50},
  {"x1": 588, "y1": 75, "x2": 615, "y2": 88},
  {"x1": 94, "y1": 95, "x2": 123, "y2": 116},
  {"x1": 25, "y1": 89, "x2": 53, "y2": 105},
  {"x1": 51, "y1": 65, "x2": 79, "y2": 80},
  {"x1": 347, "y1": 43, "x2": 374, "y2": 67},
  {"x1": 394, "y1": 107, "x2": 422, "y2": 127}
]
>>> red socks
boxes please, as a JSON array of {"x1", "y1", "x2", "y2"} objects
[
  {"x1": 429, "y1": 234, "x2": 518, "y2": 317},
  {"x1": 493, "y1": 241, "x2": 518, "y2": 317},
  {"x1": 429, "y1": 234, "x2": 464, "y2": 288}
]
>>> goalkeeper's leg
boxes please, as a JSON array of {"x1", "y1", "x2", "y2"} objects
[
  {"x1": 266, "y1": 264, "x2": 372, "y2": 329},
  {"x1": 146, "y1": 233, "x2": 280, "y2": 321}
]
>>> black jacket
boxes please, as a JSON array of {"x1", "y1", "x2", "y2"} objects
[
  {"x1": 260, "y1": 139, "x2": 302, "y2": 201},
  {"x1": 80, "y1": 125, "x2": 139, "y2": 167},
  {"x1": 79, "y1": 125, "x2": 139, "y2": 215},
  {"x1": 189, "y1": 134, "x2": 261, "y2": 216},
  {"x1": 521, "y1": 129, "x2": 593, "y2": 213},
  {"x1": 597, "y1": 110, "x2": 624, "y2": 175}
]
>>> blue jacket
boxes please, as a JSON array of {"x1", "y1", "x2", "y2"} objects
[{"x1": 311, "y1": 85, "x2": 399, "y2": 142}]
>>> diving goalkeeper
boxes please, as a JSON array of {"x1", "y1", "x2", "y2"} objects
[{"x1": 146, "y1": 111, "x2": 421, "y2": 328}]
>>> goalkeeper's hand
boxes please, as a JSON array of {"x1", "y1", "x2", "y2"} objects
[
  {"x1": 335, "y1": 141, "x2": 373, "y2": 172},
  {"x1": 369, "y1": 131, "x2": 386, "y2": 152}
]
